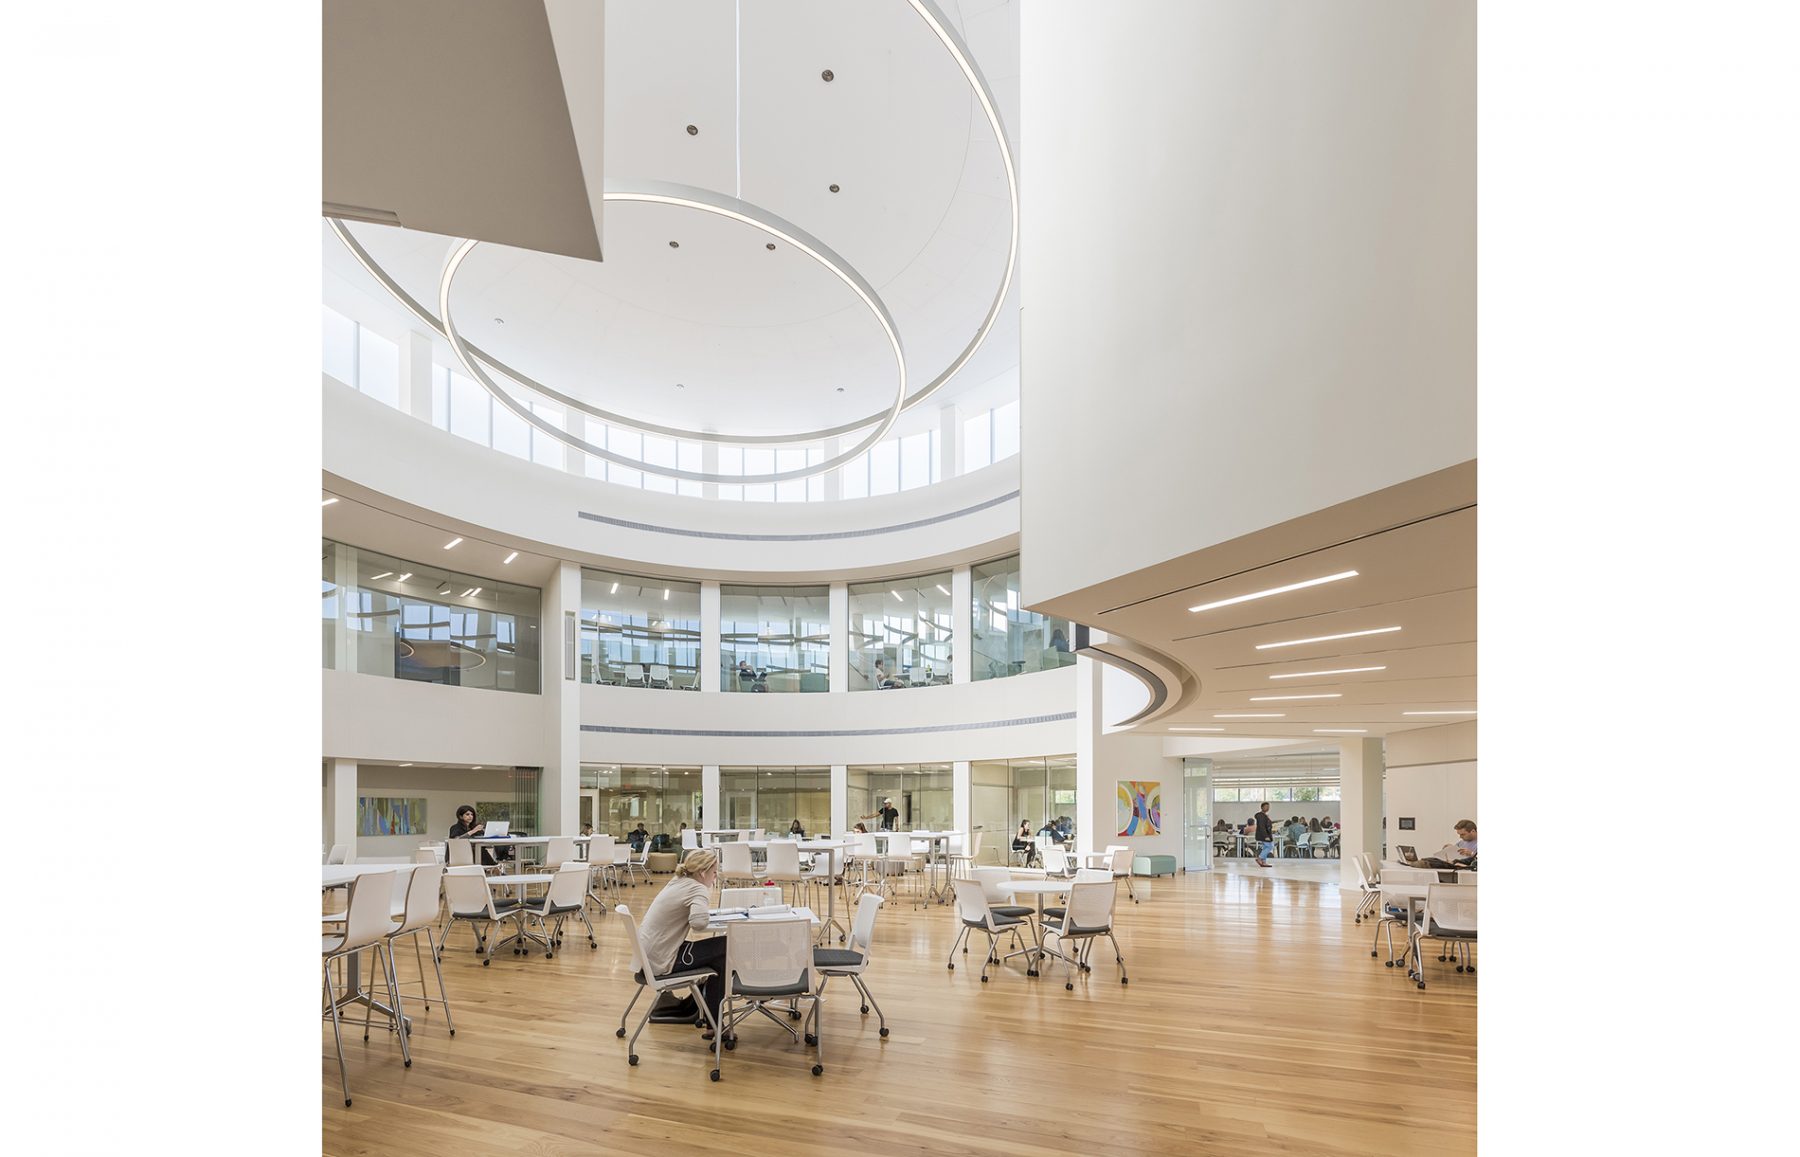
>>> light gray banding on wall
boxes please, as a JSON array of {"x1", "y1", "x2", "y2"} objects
[
  {"x1": 576, "y1": 490, "x2": 1020, "y2": 541},
  {"x1": 580, "y1": 710, "x2": 1073, "y2": 738}
]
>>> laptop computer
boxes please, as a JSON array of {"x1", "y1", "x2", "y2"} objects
[
  {"x1": 484, "y1": 820, "x2": 510, "y2": 838},
  {"x1": 1396, "y1": 845, "x2": 1419, "y2": 863}
]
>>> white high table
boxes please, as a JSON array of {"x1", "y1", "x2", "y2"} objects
[
  {"x1": 485, "y1": 873, "x2": 554, "y2": 956},
  {"x1": 874, "y1": 830, "x2": 960, "y2": 905},
  {"x1": 744, "y1": 839, "x2": 854, "y2": 943}
]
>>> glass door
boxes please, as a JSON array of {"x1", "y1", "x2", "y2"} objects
[{"x1": 1182, "y1": 757, "x2": 1212, "y2": 871}]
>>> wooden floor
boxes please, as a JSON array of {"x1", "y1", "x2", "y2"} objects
[{"x1": 323, "y1": 864, "x2": 1475, "y2": 1156}]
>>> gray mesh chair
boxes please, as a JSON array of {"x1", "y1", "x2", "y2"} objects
[{"x1": 713, "y1": 914, "x2": 822, "y2": 1082}]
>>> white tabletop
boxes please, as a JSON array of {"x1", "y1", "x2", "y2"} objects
[
  {"x1": 744, "y1": 839, "x2": 854, "y2": 851},
  {"x1": 486, "y1": 873, "x2": 553, "y2": 888},
  {"x1": 704, "y1": 906, "x2": 819, "y2": 930},
  {"x1": 1001, "y1": 879, "x2": 1072, "y2": 896},
  {"x1": 322, "y1": 863, "x2": 422, "y2": 888},
  {"x1": 469, "y1": 835, "x2": 554, "y2": 846}
]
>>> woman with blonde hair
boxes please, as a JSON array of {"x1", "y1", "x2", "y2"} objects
[{"x1": 636, "y1": 849, "x2": 727, "y2": 1035}]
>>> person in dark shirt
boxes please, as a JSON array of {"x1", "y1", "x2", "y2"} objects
[
  {"x1": 1253, "y1": 803, "x2": 1275, "y2": 867},
  {"x1": 449, "y1": 804, "x2": 500, "y2": 867}
]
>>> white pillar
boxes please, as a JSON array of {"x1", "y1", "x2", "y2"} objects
[
  {"x1": 1338, "y1": 737, "x2": 1385, "y2": 886},
  {"x1": 952, "y1": 565, "x2": 973, "y2": 685},
  {"x1": 828, "y1": 582, "x2": 848, "y2": 692},
  {"x1": 702, "y1": 765, "x2": 721, "y2": 832},
  {"x1": 701, "y1": 581, "x2": 722, "y2": 692},
  {"x1": 830, "y1": 764, "x2": 848, "y2": 837},
  {"x1": 401, "y1": 331, "x2": 434, "y2": 422},
  {"x1": 701, "y1": 440, "x2": 719, "y2": 501},
  {"x1": 1073, "y1": 656, "x2": 1101, "y2": 861},
  {"x1": 326, "y1": 758, "x2": 358, "y2": 862},
  {"x1": 540, "y1": 562, "x2": 581, "y2": 836},
  {"x1": 953, "y1": 760, "x2": 971, "y2": 842}
]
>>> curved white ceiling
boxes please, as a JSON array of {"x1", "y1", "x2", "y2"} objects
[{"x1": 323, "y1": 0, "x2": 1020, "y2": 437}]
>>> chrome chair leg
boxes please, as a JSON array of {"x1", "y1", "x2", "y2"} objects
[
  {"x1": 424, "y1": 928, "x2": 455, "y2": 1035},
  {"x1": 324, "y1": 964, "x2": 351, "y2": 1106}
]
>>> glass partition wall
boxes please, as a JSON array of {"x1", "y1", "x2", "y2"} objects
[
  {"x1": 846, "y1": 764, "x2": 953, "y2": 831},
  {"x1": 970, "y1": 755, "x2": 1079, "y2": 862},
  {"x1": 321, "y1": 539, "x2": 541, "y2": 692},
  {"x1": 849, "y1": 571, "x2": 954, "y2": 690},
  {"x1": 719, "y1": 585, "x2": 830, "y2": 692},
  {"x1": 971, "y1": 555, "x2": 1076, "y2": 681},
  {"x1": 580, "y1": 569, "x2": 702, "y2": 688},
  {"x1": 581, "y1": 765, "x2": 701, "y2": 838},
  {"x1": 718, "y1": 767, "x2": 831, "y2": 835}
]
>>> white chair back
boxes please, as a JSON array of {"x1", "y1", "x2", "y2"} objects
[
  {"x1": 589, "y1": 834, "x2": 617, "y2": 865},
  {"x1": 443, "y1": 864, "x2": 497, "y2": 917},
  {"x1": 720, "y1": 887, "x2": 784, "y2": 908},
  {"x1": 718, "y1": 841, "x2": 753, "y2": 877},
  {"x1": 394, "y1": 863, "x2": 444, "y2": 933},
  {"x1": 625, "y1": 663, "x2": 645, "y2": 685},
  {"x1": 681, "y1": 829, "x2": 699, "y2": 851},
  {"x1": 969, "y1": 866, "x2": 1014, "y2": 905},
  {"x1": 544, "y1": 862, "x2": 588, "y2": 910},
  {"x1": 848, "y1": 893, "x2": 884, "y2": 955},
  {"x1": 724, "y1": 915, "x2": 813, "y2": 994},
  {"x1": 951, "y1": 878, "x2": 994, "y2": 926},
  {"x1": 613, "y1": 904, "x2": 655, "y2": 978},
  {"x1": 1043, "y1": 848, "x2": 1071, "y2": 875},
  {"x1": 765, "y1": 841, "x2": 802, "y2": 877},
  {"x1": 336, "y1": 871, "x2": 397, "y2": 952},
  {"x1": 544, "y1": 836, "x2": 578, "y2": 871},
  {"x1": 1425, "y1": 883, "x2": 1478, "y2": 934},
  {"x1": 447, "y1": 838, "x2": 475, "y2": 867},
  {"x1": 1105, "y1": 845, "x2": 1131, "y2": 876},
  {"x1": 649, "y1": 663, "x2": 671, "y2": 686},
  {"x1": 855, "y1": 831, "x2": 881, "y2": 859},
  {"x1": 1063, "y1": 880, "x2": 1115, "y2": 932},
  {"x1": 1073, "y1": 867, "x2": 1111, "y2": 884},
  {"x1": 411, "y1": 848, "x2": 438, "y2": 864},
  {"x1": 325, "y1": 844, "x2": 347, "y2": 865}
]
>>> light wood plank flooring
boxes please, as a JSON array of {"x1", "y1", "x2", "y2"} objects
[{"x1": 324, "y1": 865, "x2": 1474, "y2": 1156}]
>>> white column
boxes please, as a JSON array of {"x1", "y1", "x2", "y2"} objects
[
  {"x1": 401, "y1": 331, "x2": 434, "y2": 422},
  {"x1": 953, "y1": 760, "x2": 971, "y2": 842},
  {"x1": 701, "y1": 581, "x2": 722, "y2": 692},
  {"x1": 702, "y1": 764, "x2": 721, "y2": 832},
  {"x1": 822, "y1": 437, "x2": 843, "y2": 500},
  {"x1": 938, "y1": 404, "x2": 960, "y2": 481},
  {"x1": 701, "y1": 440, "x2": 719, "y2": 501},
  {"x1": 830, "y1": 764, "x2": 848, "y2": 837},
  {"x1": 828, "y1": 582, "x2": 848, "y2": 692},
  {"x1": 1073, "y1": 656, "x2": 1101, "y2": 861},
  {"x1": 1338, "y1": 737, "x2": 1385, "y2": 886},
  {"x1": 326, "y1": 758, "x2": 358, "y2": 862},
  {"x1": 540, "y1": 562, "x2": 581, "y2": 836},
  {"x1": 952, "y1": 565, "x2": 973, "y2": 685}
]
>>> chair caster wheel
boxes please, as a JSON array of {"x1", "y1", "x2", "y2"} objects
[
  {"x1": 1371, "y1": 951, "x2": 1378, "y2": 957},
  {"x1": 628, "y1": 1055, "x2": 638, "y2": 1066},
  {"x1": 860, "y1": 1005, "x2": 869, "y2": 1014},
  {"x1": 879, "y1": 1027, "x2": 890, "y2": 1037},
  {"x1": 345, "y1": 1098, "x2": 352, "y2": 1107},
  {"x1": 1065, "y1": 983, "x2": 1074, "y2": 991},
  {"x1": 804, "y1": 1033, "x2": 816, "y2": 1046},
  {"x1": 1417, "y1": 982, "x2": 1426, "y2": 990},
  {"x1": 1384, "y1": 961, "x2": 1394, "y2": 968},
  {"x1": 1026, "y1": 969, "x2": 1038, "y2": 977},
  {"x1": 590, "y1": 941, "x2": 597, "y2": 949},
  {"x1": 812, "y1": 1064, "x2": 823, "y2": 1076},
  {"x1": 483, "y1": 959, "x2": 491, "y2": 966},
  {"x1": 1121, "y1": 977, "x2": 1128, "y2": 984},
  {"x1": 1456, "y1": 965, "x2": 1465, "y2": 973},
  {"x1": 980, "y1": 975, "x2": 988, "y2": 983},
  {"x1": 616, "y1": 1028, "x2": 626, "y2": 1038},
  {"x1": 710, "y1": 1070, "x2": 720, "y2": 1082},
  {"x1": 1466, "y1": 966, "x2": 1476, "y2": 974},
  {"x1": 404, "y1": 1059, "x2": 412, "y2": 1068},
  {"x1": 947, "y1": 963, "x2": 954, "y2": 970}
]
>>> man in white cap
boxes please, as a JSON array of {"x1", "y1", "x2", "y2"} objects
[{"x1": 862, "y1": 798, "x2": 901, "y2": 831}]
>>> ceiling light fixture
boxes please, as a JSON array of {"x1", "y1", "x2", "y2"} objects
[
  {"x1": 686, "y1": 124, "x2": 698, "y2": 135},
  {"x1": 1403, "y1": 710, "x2": 1478, "y2": 716},
  {"x1": 396, "y1": 573, "x2": 411, "y2": 582},
  {"x1": 1187, "y1": 570, "x2": 1359, "y2": 613},
  {"x1": 461, "y1": 588, "x2": 474, "y2": 597},
  {"x1": 821, "y1": 69, "x2": 834, "y2": 81},
  {"x1": 1250, "y1": 693, "x2": 1343, "y2": 702},
  {"x1": 1214, "y1": 713, "x2": 1286, "y2": 719},
  {"x1": 1255, "y1": 625, "x2": 1402, "y2": 650},
  {"x1": 328, "y1": 0, "x2": 1015, "y2": 483},
  {"x1": 321, "y1": 497, "x2": 338, "y2": 507},
  {"x1": 828, "y1": 183, "x2": 840, "y2": 193},
  {"x1": 438, "y1": 585, "x2": 452, "y2": 595},
  {"x1": 1270, "y1": 665, "x2": 1387, "y2": 680},
  {"x1": 469, "y1": 588, "x2": 482, "y2": 597},
  {"x1": 443, "y1": 537, "x2": 462, "y2": 550},
  {"x1": 891, "y1": 590, "x2": 904, "y2": 602},
  {"x1": 1314, "y1": 729, "x2": 1367, "y2": 734},
  {"x1": 936, "y1": 584, "x2": 950, "y2": 596},
  {"x1": 663, "y1": 589, "x2": 670, "y2": 600},
  {"x1": 1170, "y1": 727, "x2": 1224, "y2": 732},
  {"x1": 493, "y1": 317, "x2": 504, "y2": 324},
  {"x1": 472, "y1": 766, "x2": 483, "y2": 770},
  {"x1": 502, "y1": 551, "x2": 518, "y2": 565},
  {"x1": 668, "y1": 240, "x2": 679, "y2": 248},
  {"x1": 610, "y1": 582, "x2": 619, "y2": 594},
  {"x1": 399, "y1": 762, "x2": 413, "y2": 767},
  {"x1": 371, "y1": 572, "x2": 393, "y2": 581}
]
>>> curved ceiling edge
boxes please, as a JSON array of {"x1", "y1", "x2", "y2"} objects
[
  {"x1": 577, "y1": 491, "x2": 1018, "y2": 542},
  {"x1": 1078, "y1": 633, "x2": 1198, "y2": 729}
]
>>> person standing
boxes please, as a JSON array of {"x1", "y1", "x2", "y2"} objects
[
  {"x1": 1253, "y1": 802, "x2": 1275, "y2": 867},
  {"x1": 861, "y1": 798, "x2": 901, "y2": 831}
]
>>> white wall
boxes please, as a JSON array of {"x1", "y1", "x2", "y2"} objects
[
  {"x1": 1076, "y1": 657, "x2": 1185, "y2": 867},
  {"x1": 1017, "y1": 0, "x2": 1475, "y2": 605},
  {"x1": 351, "y1": 764, "x2": 535, "y2": 859},
  {"x1": 1382, "y1": 763, "x2": 1477, "y2": 859},
  {"x1": 322, "y1": 668, "x2": 549, "y2": 768}
]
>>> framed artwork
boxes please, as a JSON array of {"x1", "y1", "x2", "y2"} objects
[
  {"x1": 1116, "y1": 780, "x2": 1162, "y2": 836},
  {"x1": 358, "y1": 796, "x2": 427, "y2": 837}
]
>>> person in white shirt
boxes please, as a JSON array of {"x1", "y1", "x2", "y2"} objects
[{"x1": 636, "y1": 849, "x2": 725, "y2": 1035}]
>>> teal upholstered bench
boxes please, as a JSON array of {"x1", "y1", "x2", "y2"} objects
[{"x1": 1132, "y1": 855, "x2": 1177, "y2": 877}]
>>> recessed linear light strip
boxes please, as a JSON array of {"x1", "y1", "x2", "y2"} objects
[
  {"x1": 1270, "y1": 665, "x2": 1386, "y2": 680},
  {"x1": 503, "y1": 551, "x2": 518, "y2": 565},
  {"x1": 1170, "y1": 727, "x2": 1224, "y2": 732},
  {"x1": 321, "y1": 497, "x2": 339, "y2": 507},
  {"x1": 1249, "y1": 693, "x2": 1341, "y2": 702},
  {"x1": 443, "y1": 537, "x2": 462, "y2": 550},
  {"x1": 1255, "y1": 626, "x2": 1401, "y2": 650},
  {"x1": 1214, "y1": 713, "x2": 1285, "y2": 719},
  {"x1": 1403, "y1": 710, "x2": 1477, "y2": 716},
  {"x1": 1314, "y1": 729, "x2": 1367, "y2": 734},
  {"x1": 1187, "y1": 570, "x2": 1358, "y2": 614}
]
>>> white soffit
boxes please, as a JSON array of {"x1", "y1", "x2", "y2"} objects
[{"x1": 322, "y1": 0, "x2": 605, "y2": 262}]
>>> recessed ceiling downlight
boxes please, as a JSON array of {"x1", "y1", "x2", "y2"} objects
[
  {"x1": 821, "y1": 69, "x2": 834, "y2": 82},
  {"x1": 829, "y1": 183, "x2": 840, "y2": 193},
  {"x1": 1255, "y1": 626, "x2": 1402, "y2": 650},
  {"x1": 686, "y1": 124, "x2": 698, "y2": 136},
  {"x1": 1187, "y1": 570, "x2": 1358, "y2": 613}
]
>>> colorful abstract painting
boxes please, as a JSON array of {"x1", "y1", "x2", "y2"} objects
[
  {"x1": 358, "y1": 796, "x2": 427, "y2": 837},
  {"x1": 1116, "y1": 780, "x2": 1162, "y2": 837}
]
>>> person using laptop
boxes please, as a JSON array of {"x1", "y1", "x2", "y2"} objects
[{"x1": 449, "y1": 804, "x2": 497, "y2": 867}]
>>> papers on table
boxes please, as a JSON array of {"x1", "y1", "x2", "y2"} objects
[{"x1": 707, "y1": 903, "x2": 795, "y2": 923}]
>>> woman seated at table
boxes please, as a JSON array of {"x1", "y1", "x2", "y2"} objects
[
  {"x1": 787, "y1": 819, "x2": 806, "y2": 838},
  {"x1": 637, "y1": 850, "x2": 728, "y2": 1037},
  {"x1": 449, "y1": 804, "x2": 507, "y2": 867}
]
